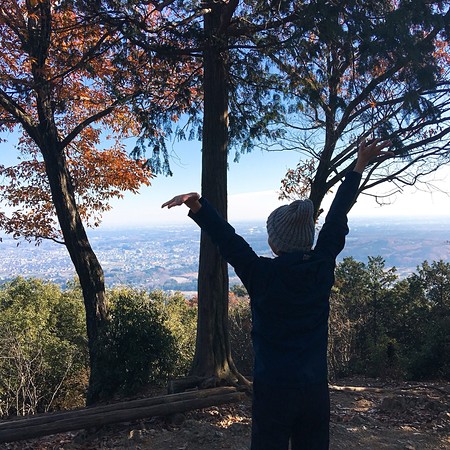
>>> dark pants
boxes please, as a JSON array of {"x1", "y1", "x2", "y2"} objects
[{"x1": 251, "y1": 379, "x2": 330, "y2": 450}]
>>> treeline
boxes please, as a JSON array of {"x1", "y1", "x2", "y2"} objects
[
  {"x1": 0, "y1": 281, "x2": 197, "y2": 418},
  {"x1": 329, "y1": 257, "x2": 449, "y2": 380},
  {"x1": 0, "y1": 257, "x2": 449, "y2": 418},
  {"x1": 229, "y1": 257, "x2": 450, "y2": 383}
]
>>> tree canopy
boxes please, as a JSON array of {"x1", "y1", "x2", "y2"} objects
[
  {"x1": 0, "y1": 0, "x2": 178, "y2": 241},
  {"x1": 265, "y1": 1, "x2": 450, "y2": 214}
]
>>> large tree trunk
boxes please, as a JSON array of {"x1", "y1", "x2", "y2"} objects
[
  {"x1": 40, "y1": 137, "x2": 108, "y2": 405},
  {"x1": 26, "y1": 0, "x2": 108, "y2": 404},
  {"x1": 190, "y1": 2, "x2": 246, "y2": 386}
]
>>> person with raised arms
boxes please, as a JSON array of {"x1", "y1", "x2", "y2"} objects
[{"x1": 162, "y1": 139, "x2": 393, "y2": 450}]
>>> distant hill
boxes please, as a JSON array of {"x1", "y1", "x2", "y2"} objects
[
  {"x1": 341, "y1": 217, "x2": 450, "y2": 277},
  {"x1": 0, "y1": 216, "x2": 448, "y2": 289}
]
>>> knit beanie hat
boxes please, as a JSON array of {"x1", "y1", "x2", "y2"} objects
[{"x1": 266, "y1": 199, "x2": 315, "y2": 253}]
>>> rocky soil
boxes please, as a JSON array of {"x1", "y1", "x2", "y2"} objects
[{"x1": 1, "y1": 378, "x2": 449, "y2": 450}]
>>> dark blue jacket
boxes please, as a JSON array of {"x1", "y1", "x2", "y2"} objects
[{"x1": 189, "y1": 171, "x2": 362, "y2": 386}]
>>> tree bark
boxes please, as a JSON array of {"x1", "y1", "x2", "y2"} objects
[{"x1": 191, "y1": 1, "x2": 246, "y2": 385}]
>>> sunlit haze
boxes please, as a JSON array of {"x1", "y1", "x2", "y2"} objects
[
  {"x1": 1, "y1": 132, "x2": 449, "y2": 228},
  {"x1": 100, "y1": 140, "x2": 450, "y2": 227}
]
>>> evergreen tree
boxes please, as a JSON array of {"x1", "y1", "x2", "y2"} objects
[{"x1": 275, "y1": 1, "x2": 450, "y2": 216}]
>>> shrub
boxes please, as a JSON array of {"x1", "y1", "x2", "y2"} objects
[
  {"x1": 94, "y1": 287, "x2": 179, "y2": 399},
  {"x1": 229, "y1": 297, "x2": 253, "y2": 376},
  {"x1": 150, "y1": 290, "x2": 197, "y2": 377},
  {"x1": 365, "y1": 336, "x2": 404, "y2": 379},
  {"x1": 407, "y1": 316, "x2": 450, "y2": 380},
  {"x1": 0, "y1": 277, "x2": 87, "y2": 417}
]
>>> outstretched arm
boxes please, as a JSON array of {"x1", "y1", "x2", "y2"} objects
[
  {"x1": 163, "y1": 193, "x2": 258, "y2": 289},
  {"x1": 161, "y1": 192, "x2": 202, "y2": 213},
  {"x1": 315, "y1": 138, "x2": 393, "y2": 259},
  {"x1": 354, "y1": 138, "x2": 394, "y2": 173}
]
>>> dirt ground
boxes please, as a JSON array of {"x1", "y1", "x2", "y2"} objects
[{"x1": 1, "y1": 378, "x2": 449, "y2": 450}]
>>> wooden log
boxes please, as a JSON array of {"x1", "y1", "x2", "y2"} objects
[
  {"x1": 167, "y1": 375, "x2": 228, "y2": 393},
  {"x1": 0, "y1": 387, "x2": 245, "y2": 443},
  {"x1": 1, "y1": 386, "x2": 240, "y2": 431},
  {"x1": 167, "y1": 376, "x2": 205, "y2": 394}
]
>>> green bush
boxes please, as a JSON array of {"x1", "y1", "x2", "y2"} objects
[
  {"x1": 407, "y1": 316, "x2": 450, "y2": 380},
  {"x1": 229, "y1": 297, "x2": 253, "y2": 376},
  {"x1": 150, "y1": 290, "x2": 197, "y2": 377},
  {"x1": 0, "y1": 277, "x2": 88, "y2": 417},
  {"x1": 94, "y1": 287, "x2": 179, "y2": 399},
  {"x1": 364, "y1": 336, "x2": 404, "y2": 379},
  {"x1": 331, "y1": 258, "x2": 450, "y2": 381}
]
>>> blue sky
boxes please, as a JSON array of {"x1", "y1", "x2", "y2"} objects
[
  {"x1": 101, "y1": 138, "x2": 450, "y2": 227},
  {"x1": 1, "y1": 131, "x2": 449, "y2": 228}
]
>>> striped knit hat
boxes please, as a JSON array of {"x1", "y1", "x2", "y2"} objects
[{"x1": 266, "y1": 199, "x2": 315, "y2": 253}]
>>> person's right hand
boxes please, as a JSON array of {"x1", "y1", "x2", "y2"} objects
[{"x1": 162, "y1": 192, "x2": 202, "y2": 213}]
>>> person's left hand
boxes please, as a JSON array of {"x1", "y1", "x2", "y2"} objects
[{"x1": 354, "y1": 139, "x2": 394, "y2": 173}]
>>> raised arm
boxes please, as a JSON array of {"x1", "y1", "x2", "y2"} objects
[
  {"x1": 162, "y1": 193, "x2": 259, "y2": 288},
  {"x1": 315, "y1": 139, "x2": 393, "y2": 259}
]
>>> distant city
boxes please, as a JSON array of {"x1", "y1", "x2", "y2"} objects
[{"x1": 1, "y1": 216, "x2": 449, "y2": 293}]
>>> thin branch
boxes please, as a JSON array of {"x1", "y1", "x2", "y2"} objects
[{"x1": 60, "y1": 93, "x2": 139, "y2": 150}]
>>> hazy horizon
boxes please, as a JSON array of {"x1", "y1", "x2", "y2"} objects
[{"x1": 2, "y1": 130, "x2": 449, "y2": 228}]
